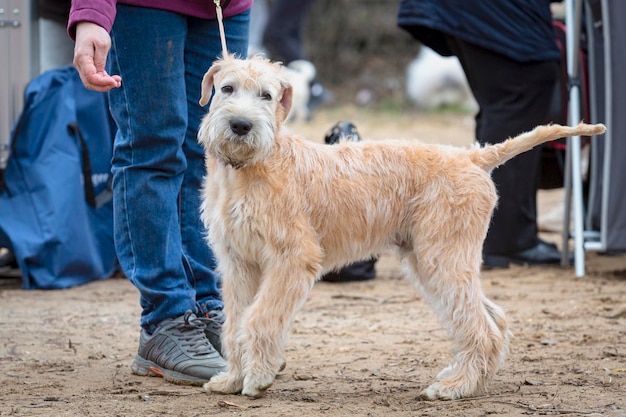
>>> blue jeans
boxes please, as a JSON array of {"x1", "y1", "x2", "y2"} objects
[{"x1": 107, "y1": 5, "x2": 249, "y2": 330}]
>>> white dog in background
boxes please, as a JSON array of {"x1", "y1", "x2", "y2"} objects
[
  {"x1": 282, "y1": 59, "x2": 316, "y2": 123},
  {"x1": 406, "y1": 46, "x2": 478, "y2": 112}
]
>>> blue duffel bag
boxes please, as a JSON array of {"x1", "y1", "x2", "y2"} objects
[{"x1": 0, "y1": 66, "x2": 118, "y2": 289}]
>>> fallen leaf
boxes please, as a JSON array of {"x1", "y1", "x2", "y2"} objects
[{"x1": 217, "y1": 400, "x2": 247, "y2": 410}]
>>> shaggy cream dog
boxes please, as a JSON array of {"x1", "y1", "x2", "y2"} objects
[{"x1": 197, "y1": 54, "x2": 606, "y2": 400}]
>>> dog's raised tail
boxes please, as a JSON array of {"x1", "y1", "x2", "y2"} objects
[{"x1": 470, "y1": 122, "x2": 606, "y2": 172}]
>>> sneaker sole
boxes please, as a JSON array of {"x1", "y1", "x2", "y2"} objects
[{"x1": 131, "y1": 355, "x2": 213, "y2": 386}]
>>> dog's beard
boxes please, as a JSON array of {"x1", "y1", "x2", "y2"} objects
[{"x1": 213, "y1": 136, "x2": 259, "y2": 169}]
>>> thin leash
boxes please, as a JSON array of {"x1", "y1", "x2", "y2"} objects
[{"x1": 213, "y1": 0, "x2": 229, "y2": 56}]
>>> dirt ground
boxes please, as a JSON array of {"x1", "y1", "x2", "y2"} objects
[{"x1": 1, "y1": 110, "x2": 625, "y2": 417}]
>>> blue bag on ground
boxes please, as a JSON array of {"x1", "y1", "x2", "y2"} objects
[{"x1": 0, "y1": 66, "x2": 118, "y2": 289}]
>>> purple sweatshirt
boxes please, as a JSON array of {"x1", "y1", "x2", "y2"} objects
[{"x1": 68, "y1": 0, "x2": 253, "y2": 39}]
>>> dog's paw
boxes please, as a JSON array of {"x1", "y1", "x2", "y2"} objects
[
  {"x1": 419, "y1": 382, "x2": 465, "y2": 401},
  {"x1": 203, "y1": 372, "x2": 243, "y2": 395},
  {"x1": 241, "y1": 373, "x2": 275, "y2": 398}
]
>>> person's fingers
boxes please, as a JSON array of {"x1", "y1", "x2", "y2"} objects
[
  {"x1": 74, "y1": 54, "x2": 121, "y2": 91},
  {"x1": 73, "y1": 22, "x2": 122, "y2": 91}
]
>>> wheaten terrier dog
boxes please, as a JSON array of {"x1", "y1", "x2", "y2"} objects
[{"x1": 197, "y1": 54, "x2": 606, "y2": 400}]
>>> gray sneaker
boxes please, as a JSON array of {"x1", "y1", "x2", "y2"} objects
[
  {"x1": 131, "y1": 311, "x2": 226, "y2": 386},
  {"x1": 199, "y1": 310, "x2": 225, "y2": 357}
]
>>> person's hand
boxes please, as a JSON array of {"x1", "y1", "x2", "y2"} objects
[{"x1": 73, "y1": 22, "x2": 122, "y2": 92}]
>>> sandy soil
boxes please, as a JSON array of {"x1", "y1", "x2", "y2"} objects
[{"x1": 1, "y1": 110, "x2": 625, "y2": 417}]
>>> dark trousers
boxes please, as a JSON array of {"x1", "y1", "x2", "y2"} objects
[
  {"x1": 446, "y1": 36, "x2": 559, "y2": 255},
  {"x1": 263, "y1": 0, "x2": 316, "y2": 64}
]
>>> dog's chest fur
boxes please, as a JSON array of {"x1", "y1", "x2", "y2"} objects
[{"x1": 202, "y1": 160, "x2": 274, "y2": 260}]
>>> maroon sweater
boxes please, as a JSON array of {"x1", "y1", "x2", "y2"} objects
[{"x1": 68, "y1": 0, "x2": 253, "y2": 39}]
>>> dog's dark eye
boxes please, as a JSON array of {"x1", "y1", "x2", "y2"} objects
[
  {"x1": 221, "y1": 85, "x2": 234, "y2": 94},
  {"x1": 261, "y1": 92, "x2": 272, "y2": 101}
]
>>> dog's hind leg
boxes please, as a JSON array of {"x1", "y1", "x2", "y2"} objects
[
  {"x1": 405, "y1": 250, "x2": 509, "y2": 400},
  {"x1": 403, "y1": 206, "x2": 510, "y2": 399},
  {"x1": 204, "y1": 255, "x2": 261, "y2": 395}
]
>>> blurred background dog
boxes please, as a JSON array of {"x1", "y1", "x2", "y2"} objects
[
  {"x1": 406, "y1": 46, "x2": 478, "y2": 112},
  {"x1": 282, "y1": 59, "x2": 317, "y2": 122}
]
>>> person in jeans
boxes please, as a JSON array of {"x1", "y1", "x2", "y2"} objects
[
  {"x1": 398, "y1": 0, "x2": 566, "y2": 268},
  {"x1": 68, "y1": 0, "x2": 252, "y2": 385}
]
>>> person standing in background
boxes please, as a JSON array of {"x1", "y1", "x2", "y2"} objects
[
  {"x1": 398, "y1": 0, "x2": 567, "y2": 268},
  {"x1": 256, "y1": 0, "x2": 332, "y2": 111}
]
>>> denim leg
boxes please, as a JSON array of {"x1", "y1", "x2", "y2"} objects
[
  {"x1": 107, "y1": 6, "x2": 248, "y2": 329},
  {"x1": 184, "y1": 12, "x2": 250, "y2": 316}
]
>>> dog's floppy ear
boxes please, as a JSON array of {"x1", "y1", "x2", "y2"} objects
[
  {"x1": 199, "y1": 63, "x2": 221, "y2": 107},
  {"x1": 278, "y1": 80, "x2": 293, "y2": 123}
]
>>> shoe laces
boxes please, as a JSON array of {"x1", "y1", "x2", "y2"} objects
[
  {"x1": 200, "y1": 310, "x2": 224, "y2": 333},
  {"x1": 163, "y1": 311, "x2": 216, "y2": 356}
]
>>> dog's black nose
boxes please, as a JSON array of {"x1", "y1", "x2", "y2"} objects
[{"x1": 230, "y1": 118, "x2": 253, "y2": 136}]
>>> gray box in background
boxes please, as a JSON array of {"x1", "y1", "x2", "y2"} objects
[{"x1": 0, "y1": 0, "x2": 39, "y2": 170}]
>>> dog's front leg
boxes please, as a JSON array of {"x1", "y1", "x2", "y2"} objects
[
  {"x1": 239, "y1": 258, "x2": 319, "y2": 398},
  {"x1": 204, "y1": 256, "x2": 261, "y2": 395}
]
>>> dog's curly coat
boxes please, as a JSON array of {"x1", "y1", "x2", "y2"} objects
[{"x1": 197, "y1": 54, "x2": 606, "y2": 400}]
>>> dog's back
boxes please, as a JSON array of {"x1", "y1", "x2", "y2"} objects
[
  {"x1": 261, "y1": 123, "x2": 605, "y2": 268},
  {"x1": 259, "y1": 133, "x2": 495, "y2": 268}
]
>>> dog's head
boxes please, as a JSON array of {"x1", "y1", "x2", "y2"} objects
[{"x1": 198, "y1": 54, "x2": 293, "y2": 168}]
